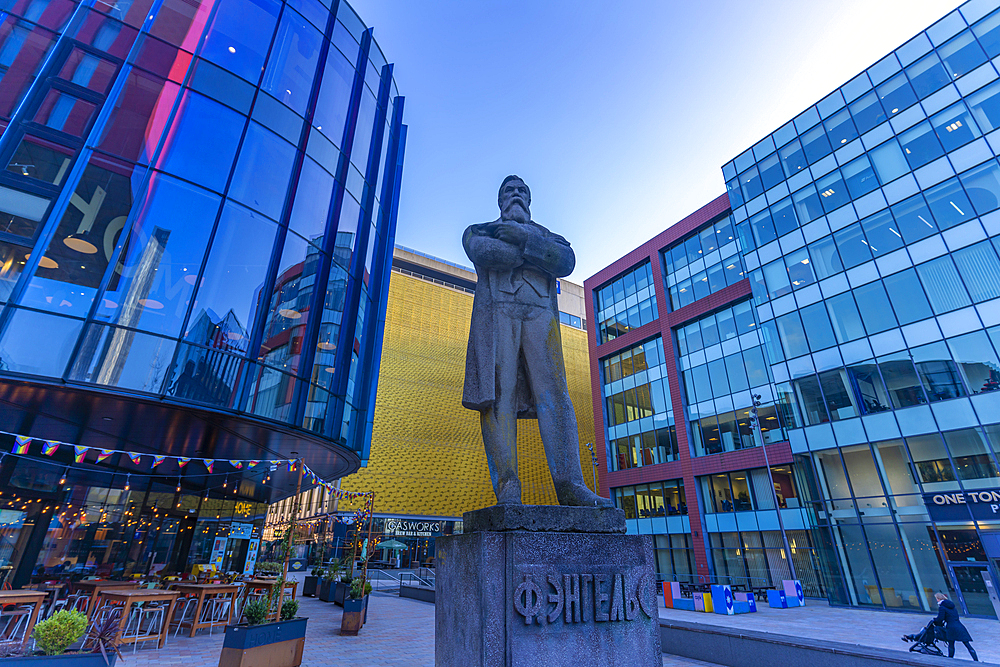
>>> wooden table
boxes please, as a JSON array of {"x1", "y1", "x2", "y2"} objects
[
  {"x1": 170, "y1": 584, "x2": 238, "y2": 637},
  {"x1": 72, "y1": 580, "x2": 138, "y2": 615},
  {"x1": 0, "y1": 591, "x2": 48, "y2": 647},
  {"x1": 96, "y1": 589, "x2": 179, "y2": 650}
]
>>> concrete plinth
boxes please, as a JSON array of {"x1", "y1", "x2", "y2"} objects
[{"x1": 435, "y1": 506, "x2": 661, "y2": 667}]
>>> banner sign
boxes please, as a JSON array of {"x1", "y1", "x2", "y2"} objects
[
  {"x1": 244, "y1": 539, "x2": 260, "y2": 575},
  {"x1": 924, "y1": 489, "x2": 1000, "y2": 521},
  {"x1": 211, "y1": 537, "x2": 227, "y2": 570}
]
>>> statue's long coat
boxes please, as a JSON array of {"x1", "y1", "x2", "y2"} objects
[{"x1": 461, "y1": 218, "x2": 575, "y2": 418}]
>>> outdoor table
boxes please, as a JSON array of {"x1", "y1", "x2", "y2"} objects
[
  {"x1": 72, "y1": 580, "x2": 138, "y2": 616},
  {"x1": 0, "y1": 590, "x2": 47, "y2": 648},
  {"x1": 96, "y1": 589, "x2": 179, "y2": 650},
  {"x1": 169, "y1": 583, "x2": 239, "y2": 637}
]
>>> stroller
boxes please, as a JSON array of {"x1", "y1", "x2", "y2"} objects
[{"x1": 902, "y1": 620, "x2": 945, "y2": 656}]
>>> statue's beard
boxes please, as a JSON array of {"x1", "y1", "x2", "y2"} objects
[{"x1": 501, "y1": 199, "x2": 530, "y2": 224}]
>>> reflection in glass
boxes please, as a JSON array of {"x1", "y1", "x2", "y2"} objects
[
  {"x1": 912, "y1": 341, "x2": 965, "y2": 402},
  {"x1": 891, "y1": 193, "x2": 938, "y2": 243},
  {"x1": 155, "y1": 91, "x2": 244, "y2": 193},
  {"x1": 818, "y1": 369, "x2": 857, "y2": 421},
  {"x1": 167, "y1": 343, "x2": 248, "y2": 409},
  {"x1": 70, "y1": 323, "x2": 175, "y2": 392},
  {"x1": 6, "y1": 134, "x2": 74, "y2": 184},
  {"x1": 883, "y1": 269, "x2": 933, "y2": 325},
  {"x1": 0, "y1": 185, "x2": 49, "y2": 240},
  {"x1": 228, "y1": 122, "x2": 296, "y2": 221},
  {"x1": 262, "y1": 8, "x2": 322, "y2": 115},
  {"x1": 878, "y1": 352, "x2": 926, "y2": 408},
  {"x1": 95, "y1": 173, "x2": 220, "y2": 336},
  {"x1": 96, "y1": 70, "x2": 181, "y2": 165},
  {"x1": 19, "y1": 159, "x2": 137, "y2": 318},
  {"x1": 0, "y1": 308, "x2": 83, "y2": 376},
  {"x1": 199, "y1": 0, "x2": 280, "y2": 83},
  {"x1": 847, "y1": 361, "x2": 892, "y2": 414},
  {"x1": 185, "y1": 201, "x2": 278, "y2": 349},
  {"x1": 915, "y1": 255, "x2": 971, "y2": 314},
  {"x1": 906, "y1": 433, "x2": 958, "y2": 488},
  {"x1": 943, "y1": 428, "x2": 999, "y2": 483},
  {"x1": 948, "y1": 330, "x2": 1000, "y2": 395}
]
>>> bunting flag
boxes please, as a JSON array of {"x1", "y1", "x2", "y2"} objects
[
  {"x1": 247, "y1": 461, "x2": 260, "y2": 469},
  {"x1": 152, "y1": 455, "x2": 166, "y2": 467},
  {"x1": 177, "y1": 458, "x2": 191, "y2": 469},
  {"x1": 286, "y1": 460, "x2": 295, "y2": 472},
  {"x1": 42, "y1": 441, "x2": 59, "y2": 456},
  {"x1": 96, "y1": 449, "x2": 114, "y2": 463},
  {"x1": 129, "y1": 453, "x2": 142, "y2": 465},
  {"x1": 13, "y1": 436, "x2": 31, "y2": 455},
  {"x1": 73, "y1": 446, "x2": 88, "y2": 464},
  {"x1": 204, "y1": 459, "x2": 214, "y2": 473},
  {"x1": 229, "y1": 460, "x2": 242, "y2": 469}
]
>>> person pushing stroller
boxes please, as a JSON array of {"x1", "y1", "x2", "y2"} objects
[{"x1": 932, "y1": 593, "x2": 979, "y2": 661}]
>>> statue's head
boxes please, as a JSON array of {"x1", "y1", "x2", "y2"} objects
[{"x1": 498, "y1": 175, "x2": 530, "y2": 224}]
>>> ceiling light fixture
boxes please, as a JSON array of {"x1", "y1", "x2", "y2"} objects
[{"x1": 63, "y1": 234, "x2": 98, "y2": 254}]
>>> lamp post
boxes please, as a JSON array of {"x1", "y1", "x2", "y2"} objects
[
  {"x1": 750, "y1": 394, "x2": 797, "y2": 580},
  {"x1": 584, "y1": 442, "x2": 599, "y2": 493}
]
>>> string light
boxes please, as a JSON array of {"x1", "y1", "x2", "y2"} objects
[
  {"x1": 124, "y1": 474, "x2": 130, "y2": 491},
  {"x1": 59, "y1": 468, "x2": 67, "y2": 485}
]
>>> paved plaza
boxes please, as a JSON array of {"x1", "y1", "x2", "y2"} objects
[
  {"x1": 658, "y1": 599, "x2": 999, "y2": 664},
  {"x1": 118, "y1": 578, "x2": 998, "y2": 666},
  {"x1": 123, "y1": 585, "x2": 715, "y2": 667}
]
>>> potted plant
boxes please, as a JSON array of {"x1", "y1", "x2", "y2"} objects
[
  {"x1": 335, "y1": 573, "x2": 351, "y2": 606},
  {"x1": 3, "y1": 609, "x2": 117, "y2": 665},
  {"x1": 339, "y1": 578, "x2": 371, "y2": 636},
  {"x1": 318, "y1": 568, "x2": 338, "y2": 603},
  {"x1": 221, "y1": 596, "x2": 307, "y2": 667},
  {"x1": 303, "y1": 567, "x2": 322, "y2": 598}
]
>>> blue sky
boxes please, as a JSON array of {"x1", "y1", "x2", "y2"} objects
[{"x1": 352, "y1": 0, "x2": 959, "y2": 282}]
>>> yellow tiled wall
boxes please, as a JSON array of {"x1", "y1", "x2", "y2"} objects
[{"x1": 336, "y1": 271, "x2": 597, "y2": 518}]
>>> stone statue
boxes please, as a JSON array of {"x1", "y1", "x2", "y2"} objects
[{"x1": 462, "y1": 175, "x2": 612, "y2": 507}]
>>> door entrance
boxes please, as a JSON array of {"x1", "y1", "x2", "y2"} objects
[{"x1": 948, "y1": 563, "x2": 997, "y2": 618}]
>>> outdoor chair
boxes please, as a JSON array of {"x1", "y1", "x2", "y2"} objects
[
  {"x1": 124, "y1": 602, "x2": 166, "y2": 653},
  {"x1": 169, "y1": 596, "x2": 199, "y2": 637}
]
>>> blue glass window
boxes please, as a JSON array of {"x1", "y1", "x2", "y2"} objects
[
  {"x1": 849, "y1": 91, "x2": 887, "y2": 134},
  {"x1": 289, "y1": 157, "x2": 334, "y2": 243},
  {"x1": 262, "y1": 8, "x2": 322, "y2": 115},
  {"x1": 938, "y1": 30, "x2": 987, "y2": 79},
  {"x1": 860, "y1": 210, "x2": 904, "y2": 257},
  {"x1": 924, "y1": 177, "x2": 973, "y2": 230},
  {"x1": 96, "y1": 174, "x2": 221, "y2": 337},
  {"x1": 891, "y1": 193, "x2": 938, "y2": 243},
  {"x1": 750, "y1": 209, "x2": 776, "y2": 246},
  {"x1": 199, "y1": 0, "x2": 280, "y2": 84},
  {"x1": 727, "y1": 178, "x2": 744, "y2": 208},
  {"x1": 916, "y1": 256, "x2": 972, "y2": 314},
  {"x1": 776, "y1": 312, "x2": 808, "y2": 359},
  {"x1": 725, "y1": 353, "x2": 749, "y2": 393},
  {"x1": 96, "y1": 70, "x2": 180, "y2": 165},
  {"x1": 801, "y1": 124, "x2": 832, "y2": 163},
  {"x1": 808, "y1": 235, "x2": 843, "y2": 279},
  {"x1": 0, "y1": 308, "x2": 83, "y2": 377},
  {"x1": 972, "y1": 10, "x2": 1000, "y2": 58},
  {"x1": 833, "y1": 223, "x2": 872, "y2": 268},
  {"x1": 770, "y1": 198, "x2": 797, "y2": 236},
  {"x1": 932, "y1": 102, "x2": 980, "y2": 151},
  {"x1": 228, "y1": 122, "x2": 297, "y2": 221},
  {"x1": 899, "y1": 121, "x2": 944, "y2": 169},
  {"x1": 155, "y1": 90, "x2": 244, "y2": 193},
  {"x1": 708, "y1": 358, "x2": 729, "y2": 398},
  {"x1": 883, "y1": 268, "x2": 933, "y2": 325},
  {"x1": 800, "y1": 302, "x2": 836, "y2": 351},
  {"x1": 792, "y1": 184, "x2": 823, "y2": 223},
  {"x1": 759, "y1": 153, "x2": 783, "y2": 190},
  {"x1": 185, "y1": 201, "x2": 278, "y2": 346},
  {"x1": 905, "y1": 52, "x2": 950, "y2": 98},
  {"x1": 868, "y1": 139, "x2": 908, "y2": 184},
  {"x1": 825, "y1": 108, "x2": 858, "y2": 146},
  {"x1": 966, "y1": 79, "x2": 1000, "y2": 132},
  {"x1": 952, "y1": 241, "x2": 1000, "y2": 303},
  {"x1": 817, "y1": 171, "x2": 849, "y2": 212},
  {"x1": 70, "y1": 324, "x2": 175, "y2": 392},
  {"x1": 826, "y1": 292, "x2": 865, "y2": 343},
  {"x1": 743, "y1": 346, "x2": 769, "y2": 387},
  {"x1": 959, "y1": 160, "x2": 1000, "y2": 216},
  {"x1": 854, "y1": 282, "x2": 897, "y2": 334},
  {"x1": 778, "y1": 139, "x2": 807, "y2": 177},
  {"x1": 877, "y1": 72, "x2": 917, "y2": 116},
  {"x1": 723, "y1": 255, "x2": 743, "y2": 286},
  {"x1": 842, "y1": 155, "x2": 879, "y2": 198},
  {"x1": 740, "y1": 166, "x2": 763, "y2": 201},
  {"x1": 785, "y1": 247, "x2": 814, "y2": 289},
  {"x1": 762, "y1": 259, "x2": 790, "y2": 299}
]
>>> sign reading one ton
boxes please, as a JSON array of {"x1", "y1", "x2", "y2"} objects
[{"x1": 513, "y1": 572, "x2": 657, "y2": 625}]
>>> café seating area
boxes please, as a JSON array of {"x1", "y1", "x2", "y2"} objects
[{"x1": 0, "y1": 569, "x2": 298, "y2": 655}]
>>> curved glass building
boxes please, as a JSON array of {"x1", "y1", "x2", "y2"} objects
[{"x1": 0, "y1": 0, "x2": 404, "y2": 583}]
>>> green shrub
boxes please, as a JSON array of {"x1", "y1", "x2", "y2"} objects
[
  {"x1": 244, "y1": 598, "x2": 269, "y2": 626},
  {"x1": 280, "y1": 599, "x2": 299, "y2": 621},
  {"x1": 349, "y1": 579, "x2": 372, "y2": 599},
  {"x1": 33, "y1": 610, "x2": 87, "y2": 656}
]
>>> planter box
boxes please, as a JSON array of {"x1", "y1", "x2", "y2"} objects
[
  {"x1": 339, "y1": 595, "x2": 368, "y2": 636},
  {"x1": 4, "y1": 653, "x2": 117, "y2": 666},
  {"x1": 302, "y1": 576, "x2": 318, "y2": 597},
  {"x1": 318, "y1": 580, "x2": 334, "y2": 602},
  {"x1": 333, "y1": 582, "x2": 348, "y2": 606},
  {"x1": 220, "y1": 618, "x2": 307, "y2": 667}
]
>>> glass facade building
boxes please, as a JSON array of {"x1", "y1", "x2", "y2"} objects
[
  {"x1": 0, "y1": 0, "x2": 404, "y2": 586},
  {"x1": 587, "y1": 0, "x2": 1000, "y2": 619}
]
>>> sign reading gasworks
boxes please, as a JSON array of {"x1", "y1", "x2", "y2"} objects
[{"x1": 924, "y1": 489, "x2": 1000, "y2": 521}]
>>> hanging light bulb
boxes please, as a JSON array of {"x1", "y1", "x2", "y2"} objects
[
  {"x1": 124, "y1": 474, "x2": 130, "y2": 491},
  {"x1": 59, "y1": 468, "x2": 67, "y2": 485}
]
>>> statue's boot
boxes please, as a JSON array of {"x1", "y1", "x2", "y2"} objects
[
  {"x1": 555, "y1": 480, "x2": 614, "y2": 507},
  {"x1": 495, "y1": 477, "x2": 522, "y2": 505}
]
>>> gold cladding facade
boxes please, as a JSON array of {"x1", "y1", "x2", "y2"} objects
[{"x1": 337, "y1": 270, "x2": 597, "y2": 518}]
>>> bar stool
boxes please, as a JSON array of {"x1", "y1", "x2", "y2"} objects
[
  {"x1": 169, "y1": 596, "x2": 198, "y2": 637},
  {"x1": 124, "y1": 603, "x2": 165, "y2": 654},
  {"x1": 1, "y1": 605, "x2": 35, "y2": 642},
  {"x1": 200, "y1": 596, "x2": 231, "y2": 635}
]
